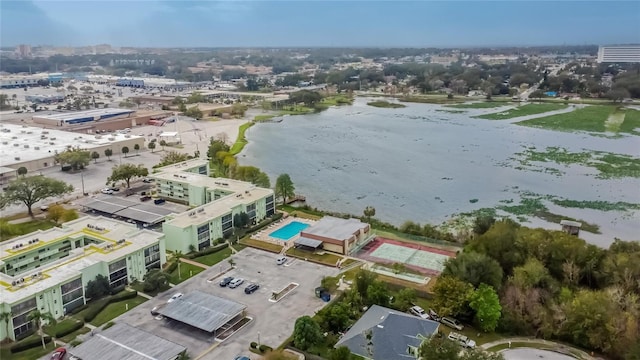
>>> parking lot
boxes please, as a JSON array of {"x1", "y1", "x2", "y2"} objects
[{"x1": 117, "y1": 247, "x2": 339, "y2": 359}]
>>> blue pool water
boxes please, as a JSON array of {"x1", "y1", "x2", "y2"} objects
[{"x1": 269, "y1": 221, "x2": 310, "y2": 241}]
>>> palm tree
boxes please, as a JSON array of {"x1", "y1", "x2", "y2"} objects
[
  {"x1": 174, "y1": 251, "x2": 183, "y2": 280},
  {"x1": 27, "y1": 310, "x2": 55, "y2": 349},
  {"x1": 122, "y1": 146, "x2": 129, "y2": 158},
  {"x1": 134, "y1": 144, "x2": 140, "y2": 154},
  {"x1": 148, "y1": 142, "x2": 156, "y2": 153},
  {"x1": 0, "y1": 311, "x2": 12, "y2": 341},
  {"x1": 363, "y1": 206, "x2": 376, "y2": 223}
]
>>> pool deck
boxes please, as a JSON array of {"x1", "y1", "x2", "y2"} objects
[{"x1": 251, "y1": 216, "x2": 317, "y2": 252}]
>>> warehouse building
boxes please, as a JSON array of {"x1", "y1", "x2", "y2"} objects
[
  {"x1": 0, "y1": 123, "x2": 144, "y2": 172},
  {"x1": 33, "y1": 108, "x2": 135, "y2": 126},
  {"x1": 151, "y1": 160, "x2": 276, "y2": 252},
  {"x1": 0, "y1": 216, "x2": 166, "y2": 341},
  {"x1": 597, "y1": 45, "x2": 640, "y2": 63}
]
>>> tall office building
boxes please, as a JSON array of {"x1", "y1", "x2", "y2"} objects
[{"x1": 597, "y1": 45, "x2": 640, "y2": 63}]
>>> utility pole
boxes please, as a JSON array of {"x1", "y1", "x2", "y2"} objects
[{"x1": 81, "y1": 168, "x2": 86, "y2": 195}]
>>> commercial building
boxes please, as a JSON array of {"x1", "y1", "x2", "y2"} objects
[
  {"x1": 597, "y1": 45, "x2": 640, "y2": 63},
  {"x1": 335, "y1": 305, "x2": 440, "y2": 360},
  {"x1": 152, "y1": 160, "x2": 275, "y2": 252},
  {"x1": 25, "y1": 94, "x2": 65, "y2": 104},
  {"x1": 0, "y1": 74, "x2": 45, "y2": 88},
  {"x1": 33, "y1": 108, "x2": 135, "y2": 126},
  {"x1": 295, "y1": 216, "x2": 370, "y2": 254},
  {"x1": 0, "y1": 123, "x2": 144, "y2": 172},
  {"x1": 69, "y1": 322, "x2": 186, "y2": 360},
  {"x1": 0, "y1": 216, "x2": 166, "y2": 341}
]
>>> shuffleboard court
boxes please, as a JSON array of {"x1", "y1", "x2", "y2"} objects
[{"x1": 354, "y1": 237, "x2": 456, "y2": 275}]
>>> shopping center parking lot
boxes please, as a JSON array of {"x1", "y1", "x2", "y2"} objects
[{"x1": 117, "y1": 247, "x2": 340, "y2": 359}]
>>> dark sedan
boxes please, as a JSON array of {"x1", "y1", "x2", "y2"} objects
[
  {"x1": 244, "y1": 283, "x2": 260, "y2": 294},
  {"x1": 220, "y1": 276, "x2": 234, "y2": 287}
]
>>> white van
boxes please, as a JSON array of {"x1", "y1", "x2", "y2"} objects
[
  {"x1": 276, "y1": 256, "x2": 287, "y2": 265},
  {"x1": 229, "y1": 278, "x2": 244, "y2": 288}
]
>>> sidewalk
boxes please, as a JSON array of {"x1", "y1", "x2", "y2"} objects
[
  {"x1": 481, "y1": 337, "x2": 596, "y2": 360},
  {"x1": 179, "y1": 257, "x2": 209, "y2": 269}
]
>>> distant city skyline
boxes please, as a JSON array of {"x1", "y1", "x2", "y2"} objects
[{"x1": 1, "y1": 1, "x2": 639, "y2": 48}]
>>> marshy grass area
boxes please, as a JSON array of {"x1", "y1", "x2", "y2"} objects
[
  {"x1": 447, "y1": 101, "x2": 509, "y2": 109},
  {"x1": 367, "y1": 100, "x2": 406, "y2": 108},
  {"x1": 517, "y1": 105, "x2": 640, "y2": 135},
  {"x1": 476, "y1": 103, "x2": 568, "y2": 120},
  {"x1": 0, "y1": 219, "x2": 57, "y2": 242},
  {"x1": 229, "y1": 122, "x2": 254, "y2": 155}
]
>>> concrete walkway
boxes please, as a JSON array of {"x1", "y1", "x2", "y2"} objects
[
  {"x1": 481, "y1": 337, "x2": 596, "y2": 360},
  {"x1": 178, "y1": 257, "x2": 209, "y2": 269}
]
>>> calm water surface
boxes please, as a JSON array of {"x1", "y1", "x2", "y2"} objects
[{"x1": 241, "y1": 98, "x2": 640, "y2": 247}]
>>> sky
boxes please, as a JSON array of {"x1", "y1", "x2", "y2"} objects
[{"x1": 1, "y1": 0, "x2": 639, "y2": 47}]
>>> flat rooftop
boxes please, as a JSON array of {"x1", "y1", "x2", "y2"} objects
[
  {"x1": 301, "y1": 216, "x2": 368, "y2": 241},
  {"x1": 159, "y1": 290, "x2": 246, "y2": 332},
  {"x1": 32, "y1": 108, "x2": 134, "y2": 122},
  {"x1": 0, "y1": 216, "x2": 164, "y2": 304},
  {"x1": 0, "y1": 123, "x2": 143, "y2": 167},
  {"x1": 82, "y1": 195, "x2": 178, "y2": 224},
  {"x1": 69, "y1": 322, "x2": 186, "y2": 360}
]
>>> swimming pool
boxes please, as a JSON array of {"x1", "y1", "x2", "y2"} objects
[{"x1": 269, "y1": 221, "x2": 310, "y2": 241}]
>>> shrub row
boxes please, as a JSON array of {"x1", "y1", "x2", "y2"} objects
[
  {"x1": 55, "y1": 320, "x2": 84, "y2": 338},
  {"x1": 185, "y1": 243, "x2": 229, "y2": 259},
  {"x1": 84, "y1": 290, "x2": 138, "y2": 322},
  {"x1": 70, "y1": 304, "x2": 88, "y2": 315},
  {"x1": 259, "y1": 344, "x2": 273, "y2": 353},
  {"x1": 11, "y1": 335, "x2": 52, "y2": 353},
  {"x1": 165, "y1": 261, "x2": 178, "y2": 273}
]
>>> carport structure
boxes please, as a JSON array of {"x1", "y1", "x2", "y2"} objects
[
  {"x1": 159, "y1": 291, "x2": 247, "y2": 339},
  {"x1": 82, "y1": 195, "x2": 176, "y2": 225},
  {"x1": 68, "y1": 322, "x2": 186, "y2": 360}
]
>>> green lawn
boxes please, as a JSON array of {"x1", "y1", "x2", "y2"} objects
[
  {"x1": 43, "y1": 318, "x2": 83, "y2": 337},
  {"x1": 321, "y1": 95, "x2": 354, "y2": 106},
  {"x1": 59, "y1": 326, "x2": 91, "y2": 342},
  {"x1": 278, "y1": 106, "x2": 315, "y2": 115},
  {"x1": 619, "y1": 109, "x2": 640, "y2": 135},
  {"x1": 254, "y1": 114, "x2": 276, "y2": 122},
  {"x1": 168, "y1": 262, "x2": 205, "y2": 284},
  {"x1": 240, "y1": 238, "x2": 284, "y2": 253},
  {"x1": 447, "y1": 102, "x2": 509, "y2": 109},
  {"x1": 192, "y1": 247, "x2": 233, "y2": 266},
  {"x1": 0, "y1": 219, "x2": 57, "y2": 242},
  {"x1": 367, "y1": 100, "x2": 406, "y2": 108},
  {"x1": 516, "y1": 105, "x2": 615, "y2": 132},
  {"x1": 286, "y1": 248, "x2": 343, "y2": 266},
  {"x1": 229, "y1": 122, "x2": 255, "y2": 155},
  {"x1": 476, "y1": 103, "x2": 568, "y2": 120},
  {"x1": 90, "y1": 295, "x2": 148, "y2": 326},
  {"x1": 0, "y1": 338, "x2": 57, "y2": 360}
]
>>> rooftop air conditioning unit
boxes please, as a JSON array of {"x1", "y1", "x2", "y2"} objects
[
  {"x1": 124, "y1": 134, "x2": 131, "y2": 138},
  {"x1": 50, "y1": 137, "x2": 56, "y2": 140},
  {"x1": 14, "y1": 157, "x2": 20, "y2": 160},
  {"x1": 34, "y1": 146, "x2": 40, "y2": 150},
  {"x1": 108, "y1": 137, "x2": 115, "y2": 141},
  {"x1": 27, "y1": 131, "x2": 33, "y2": 134},
  {"x1": 95, "y1": 135, "x2": 102, "y2": 139},
  {"x1": 13, "y1": 143, "x2": 19, "y2": 147},
  {"x1": 42, "y1": 131, "x2": 49, "y2": 134},
  {"x1": 11, "y1": 136, "x2": 17, "y2": 139},
  {"x1": 1, "y1": 141, "x2": 7, "y2": 145},
  {"x1": 20, "y1": 130, "x2": 26, "y2": 133},
  {"x1": 50, "y1": 142, "x2": 55, "y2": 145},
  {"x1": 24, "y1": 145, "x2": 29, "y2": 148}
]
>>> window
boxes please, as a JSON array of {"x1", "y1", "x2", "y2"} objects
[{"x1": 108, "y1": 258, "x2": 126, "y2": 272}]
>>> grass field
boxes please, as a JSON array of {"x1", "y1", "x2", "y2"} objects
[
  {"x1": 254, "y1": 114, "x2": 276, "y2": 122},
  {"x1": 516, "y1": 105, "x2": 616, "y2": 132},
  {"x1": 229, "y1": 122, "x2": 254, "y2": 155},
  {"x1": 90, "y1": 295, "x2": 148, "y2": 326},
  {"x1": 240, "y1": 237, "x2": 284, "y2": 253},
  {"x1": 0, "y1": 337, "x2": 57, "y2": 360},
  {"x1": 0, "y1": 219, "x2": 57, "y2": 242},
  {"x1": 43, "y1": 318, "x2": 82, "y2": 337},
  {"x1": 286, "y1": 248, "x2": 343, "y2": 266},
  {"x1": 192, "y1": 247, "x2": 233, "y2": 266},
  {"x1": 619, "y1": 109, "x2": 640, "y2": 135},
  {"x1": 476, "y1": 103, "x2": 567, "y2": 120},
  {"x1": 168, "y1": 262, "x2": 205, "y2": 284},
  {"x1": 59, "y1": 326, "x2": 91, "y2": 342},
  {"x1": 447, "y1": 101, "x2": 509, "y2": 109},
  {"x1": 321, "y1": 95, "x2": 353, "y2": 106},
  {"x1": 367, "y1": 100, "x2": 406, "y2": 108}
]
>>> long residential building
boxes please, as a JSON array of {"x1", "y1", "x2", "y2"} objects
[
  {"x1": 151, "y1": 160, "x2": 276, "y2": 253},
  {"x1": 597, "y1": 45, "x2": 640, "y2": 63},
  {"x1": 0, "y1": 216, "x2": 166, "y2": 341}
]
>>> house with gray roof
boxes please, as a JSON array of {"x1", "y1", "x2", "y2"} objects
[{"x1": 334, "y1": 304, "x2": 440, "y2": 360}]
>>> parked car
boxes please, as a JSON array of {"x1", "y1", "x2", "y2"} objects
[
  {"x1": 140, "y1": 195, "x2": 152, "y2": 202},
  {"x1": 150, "y1": 306, "x2": 161, "y2": 316},
  {"x1": 109, "y1": 187, "x2": 120, "y2": 192},
  {"x1": 234, "y1": 357, "x2": 250, "y2": 360},
  {"x1": 101, "y1": 188, "x2": 114, "y2": 195},
  {"x1": 244, "y1": 283, "x2": 260, "y2": 294},
  {"x1": 409, "y1": 305, "x2": 430, "y2": 319},
  {"x1": 220, "y1": 277, "x2": 234, "y2": 287},
  {"x1": 154, "y1": 198, "x2": 166, "y2": 205},
  {"x1": 142, "y1": 178, "x2": 153, "y2": 183},
  {"x1": 276, "y1": 256, "x2": 287, "y2": 265},
  {"x1": 440, "y1": 316, "x2": 464, "y2": 331},
  {"x1": 167, "y1": 292, "x2": 183, "y2": 303},
  {"x1": 229, "y1": 278, "x2": 244, "y2": 288},
  {"x1": 51, "y1": 347, "x2": 66, "y2": 360},
  {"x1": 448, "y1": 332, "x2": 476, "y2": 348},
  {"x1": 428, "y1": 309, "x2": 440, "y2": 321},
  {"x1": 40, "y1": 205, "x2": 49, "y2": 211}
]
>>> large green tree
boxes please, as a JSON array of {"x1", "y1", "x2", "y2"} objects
[
  {"x1": 443, "y1": 251, "x2": 504, "y2": 290},
  {"x1": 293, "y1": 316, "x2": 323, "y2": 350},
  {"x1": 275, "y1": 173, "x2": 295, "y2": 204},
  {"x1": 143, "y1": 269, "x2": 171, "y2": 292},
  {"x1": 432, "y1": 276, "x2": 474, "y2": 317},
  {"x1": 0, "y1": 176, "x2": 73, "y2": 217},
  {"x1": 318, "y1": 302, "x2": 351, "y2": 333},
  {"x1": 419, "y1": 335, "x2": 460, "y2": 360},
  {"x1": 0, "y1": 311, "x2": 12, "y2": 341},
  {"x1": 366, "y1": 281, "x2": 391, "y2": 307},
  {"x1": 106, "y1": 164, "x2": 149, "y2": 188},
  {"x1": 561, "y1": 289, "x2": 617, "y2": 353},
  {"x1": 55, "y1": 147, "x2": 91, "y2": 170},
  {"x1": 469, "y1": 284, "x2": 502, "y2": 332},
  {"x1": 157, "y1": 151, "x2": 191, "y2": 167},
  {"x1": 233, "y1": 166, "x2": 271, "y2": 188},
  {"x1": 85, "y1": 274, "x2": 110, "y2": 300}
]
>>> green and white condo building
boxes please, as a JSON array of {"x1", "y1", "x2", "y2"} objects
[
  {"x1": 0, "y1": 159, "x2": 276, "y2": 341},
  {"x1": 0, "y1": 216, "x2": 166, "y2": 341}
]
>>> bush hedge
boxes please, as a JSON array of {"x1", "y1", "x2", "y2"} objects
[
  {"x1": 259, "y1": 344, "x2": 273, "y2": 353},
  {"x1": 103, "y1": 321, "x2": 115, "y2": 330},
  {"x1": 84, "y1": 291, "x2": 138, "y2": 322},
  {"x1": 185, "y1": 243, "x2": 229, "y2": 259},
  {"x1": 248, "y1": 213, "x2": 283, "y2": 233},
  {"x1": 110, "y1": 285, "x2": 126, "y2": 295},
  {"x1": 165, "y1": 261, "x2": 178, "y2": 273},
  {"x1": 250, "y1": 341, "x2": 258, "y2": 349},
  {"x1": 70, "y1": 304, "x2": 88, "y2": 315},
  {"x1": 11, "y1": 335, "x2": 52, "y2": 353},
  {"x1": 54, "y1": 320, "x2": 84, "y2": 338}
]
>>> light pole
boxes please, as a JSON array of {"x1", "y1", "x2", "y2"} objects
[{"x1": 80, "y1": 168, "x2": 86, "y2": 195}]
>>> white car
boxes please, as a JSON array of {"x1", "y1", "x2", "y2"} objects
[
  {"x1": 101, "y1": 188, "x2": 114, "y2": 195},
  {"x1": 276, "y1": 256, "x2": 287, "y2": 265},
  {"x1": 229, "y1": 278, "x2": 244, "y2": 288},
  {"x1": 167, "y1": 292, "x2": 183, "y2": 303},
  {"x1": 448, "y1": 332, "x2": 476, "y2": 348},
  {"x1": 409, "y1": 306, "x2": 430, "y2": 319}
]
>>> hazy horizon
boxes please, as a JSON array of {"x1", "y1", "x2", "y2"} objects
[{"x1": 1, "y1": 1, "x2": 639, "y2": 48}]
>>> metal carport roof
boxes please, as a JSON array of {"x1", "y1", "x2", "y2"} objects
[
  {"x1": 294, "y1": 236, "x2": 323, "y2": 248},
  {"x1": 159, "y1": 291, "x2": 246, "y2": 333}
]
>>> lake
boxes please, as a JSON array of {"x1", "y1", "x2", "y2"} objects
[{"x1": 241, "y1": 98, "x2": 640, "y2": 247}]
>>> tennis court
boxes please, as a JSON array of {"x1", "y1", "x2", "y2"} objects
[{"x1": 354, "y1": 237, "x2": 456, "y2": 275}]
